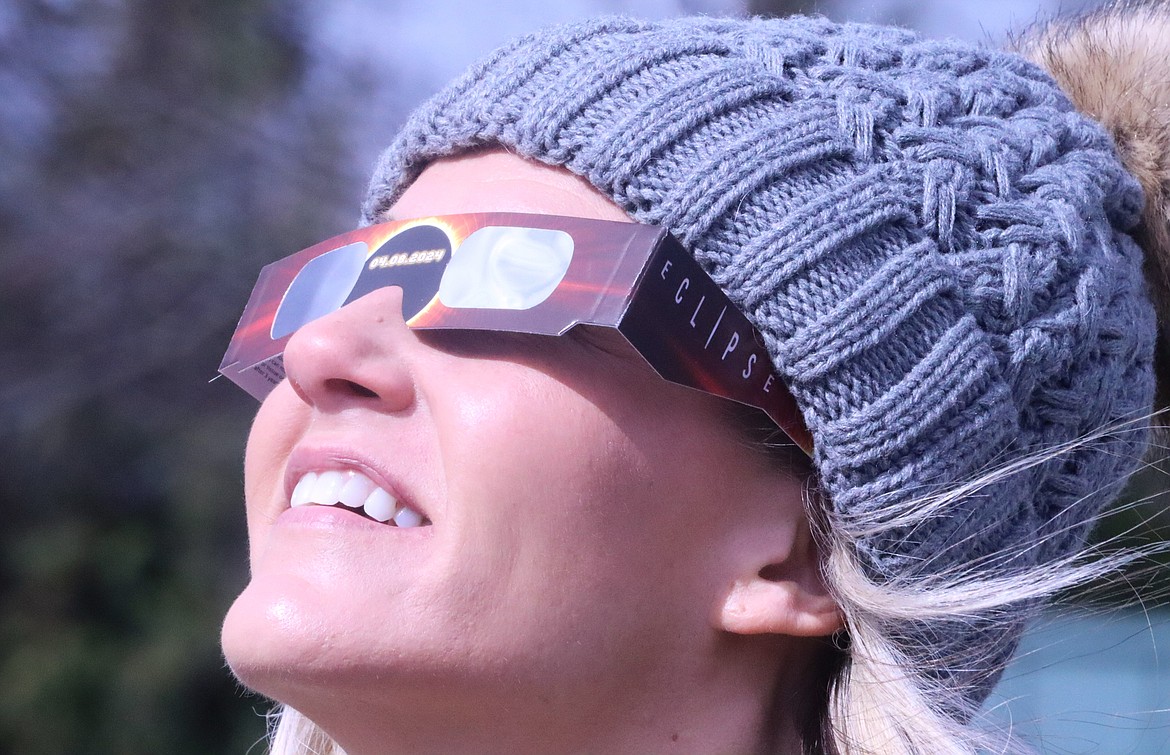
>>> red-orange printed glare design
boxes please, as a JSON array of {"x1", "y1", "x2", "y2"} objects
[{"x1": 218, "y1": 213, "x2": 813, "y2": 455}]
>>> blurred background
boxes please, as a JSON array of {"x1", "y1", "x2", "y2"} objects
[{"x1": 2, "y1": 0, "x2": 1167, "y2": 752}]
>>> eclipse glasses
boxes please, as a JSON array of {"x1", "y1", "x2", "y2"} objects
[{"x1": 219, "y1": 213, "x2": 812, "y2": 455}]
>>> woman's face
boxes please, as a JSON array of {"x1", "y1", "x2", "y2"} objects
[{"x1": 221, "y1": 151, "x2": 811, "y2": 741}]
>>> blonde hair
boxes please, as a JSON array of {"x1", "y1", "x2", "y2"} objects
[{"x1": 266, "y1": 706, "x2": 344, "y2": 755}]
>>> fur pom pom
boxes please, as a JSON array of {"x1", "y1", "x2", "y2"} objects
[{"x1": 1017, "y1": 1, "x2": 1170, "y2": 407}]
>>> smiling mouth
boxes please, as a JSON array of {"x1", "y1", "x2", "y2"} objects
[{"x1": 290, "y1": 469, "x2": 430, "y2": 527}]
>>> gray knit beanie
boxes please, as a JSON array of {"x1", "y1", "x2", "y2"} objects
[{"x1": 361, "y1": 15, "x2": 1158, "y2": 706}]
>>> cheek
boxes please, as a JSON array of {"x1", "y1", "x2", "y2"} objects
[
  {"x1": 438, "y1": 372, "x2": 705, "y2": 622},
  {"x1": 243, "y1": 386, "x2": 307, "y2": 562},
  {"x1": 444, "y1": 373, "x2": 626, "y2": 532}
]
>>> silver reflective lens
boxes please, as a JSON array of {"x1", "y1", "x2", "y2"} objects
[
  {"x1": 271, "y1": 241, "x2": 369, "y2": 339},
  {"x1": 439, "y1": 226, "x2": 573, "y2": 310}
]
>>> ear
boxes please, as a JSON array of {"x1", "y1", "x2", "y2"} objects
[{"x1": 717, "y1": 520, "x2": 843, "y2": 638}]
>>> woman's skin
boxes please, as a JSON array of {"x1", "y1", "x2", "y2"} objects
[{"x1": 221, "y1": 150, "x2": 842, "y2": 754}]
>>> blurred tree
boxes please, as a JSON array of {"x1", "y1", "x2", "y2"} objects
[{"x1": 0, "y1": 0, "x2": 364, "y2": 751}]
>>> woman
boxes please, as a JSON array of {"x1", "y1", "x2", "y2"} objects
[{"x1": 220, "y1": 6, "x2": 1170, "y2": 754}]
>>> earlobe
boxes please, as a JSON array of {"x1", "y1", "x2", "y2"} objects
[{"x1": 718, "y1": 573, "x2": 843, "y2": 637}]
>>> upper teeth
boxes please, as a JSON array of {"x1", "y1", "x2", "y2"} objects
[{"x1": 290, "y1": 469, "x2": 426, "y2": 527}]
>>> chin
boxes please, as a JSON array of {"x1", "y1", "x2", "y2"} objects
[
  {"x1": 222, "y1": 571, "x2": 460, "y2": 710},
  {"x1": 222, "y1": 574, "x2": 356, "y2": 699}
]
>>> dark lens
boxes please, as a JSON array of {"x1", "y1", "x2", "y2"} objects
[{"x1": 344, "y1": 224, "x2": 452, "y2": 320}]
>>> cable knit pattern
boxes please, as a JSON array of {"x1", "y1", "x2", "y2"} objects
[{"x1": 361, "y1": 16, "x2": 1156, "y2": 704}]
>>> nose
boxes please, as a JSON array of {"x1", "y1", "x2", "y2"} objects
[{"x1": 280, "y1": 286, "x2": 416, "y2": 414}]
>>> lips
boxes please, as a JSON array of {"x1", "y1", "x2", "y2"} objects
[{"x1": 289, "y1": 469, "x2": 429, "y2": 527}]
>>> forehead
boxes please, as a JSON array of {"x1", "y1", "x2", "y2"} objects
[{"x1": 388, "y1": 151, "x2": 632, "y2": 224}]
